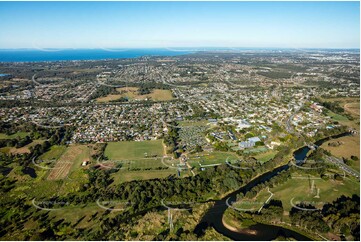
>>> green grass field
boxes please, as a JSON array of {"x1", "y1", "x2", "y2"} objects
[
  {"x1": 4, "y1": 144, "x2": 93, "y2": 200},
  {"x1": 10, "y1": 178, "x2": 63, "y2": 199},
  {"x1": 326, "y1": 110, "x2": 349, "y2": 121},
  {"x1": 66, "y1": 145, "x2": 92, "y2": 172},
  {"x1": 243, "y1": 147, "x2": 268, "y2": 154},
  {"x1": 28, "y1": 145, "x2": 90, "y2": 194},
  {"x1": 102, "y1": 140, "x2": 167, "y2": 182},
  {"x1": 56, "y1": 145, "x2": 92, "y2": 194},
  {"x1": 101, "y1": 158, "x2": 166, "y2": 170},
  {"x1": 42, "y1": 203, "x2": 119, "y2": 230},
  {"x1": 45, "y1": 204, "x2": 103, "y2": 229},
  {"x1": 111, "y1": 169, "x2": 176, "y2": 184},
  {"x1": 39, "y1": 145, "x2": 67, "y2": 160},
  {"x1": 271, "y1": 175, "x2": 359, "y2": 211},
  {"x1": 187, "y1": 151, "x2": 239, "y2": 167},
  {"x1": 47, "y1": 145, "x2": 90, "y2": 178},
  {"x1": 127, "y1": 158, "x2": 165, "y2": 169},
  {"x1": 104, "y1": 140, "x2": 164, "y2": 160},
  {"x1": 253, "y1": 151, "x2": 278, "y2": 163},
  {"x1": 233, "y1": 188, "x2": 272, "y2": 210},
  {"x1": 0, "y1": 132, "x2": 29, "y2": 139}
]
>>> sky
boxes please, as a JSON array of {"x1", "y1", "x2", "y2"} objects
[{"x1": 0, "y1": 1, "x2": 359, "y2": 49}]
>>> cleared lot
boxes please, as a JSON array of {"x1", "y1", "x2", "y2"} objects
[{"x1": 47, "y1": 145, "x2": 91, "y2": 180}]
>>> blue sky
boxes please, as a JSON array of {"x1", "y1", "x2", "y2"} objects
[{"x1": 0, "y1": 1, "x2": 359, "y2": 49}]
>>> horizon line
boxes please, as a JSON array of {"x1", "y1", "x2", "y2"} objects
[{"x1": 0, "y1": 47, "x2": 360, "y2": 50}]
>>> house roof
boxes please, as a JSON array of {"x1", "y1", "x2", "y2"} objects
[{"x1": 247, "y1": 137, "x2": 261, "y2": 143}]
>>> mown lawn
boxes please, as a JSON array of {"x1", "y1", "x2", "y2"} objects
[
  {"x1": 188, "y1": 151, "x2": 239, "y2": 167},
  {"x1": 101, "y1": 158, "x2": 166, "y2": 170},
  {"x1": 105, "y1": 140, "x2": 164, "y2": 160}
]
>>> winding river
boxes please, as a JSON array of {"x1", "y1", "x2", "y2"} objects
[{"x1": 194, "y1": 132, "x2": 351, "y2": 241}]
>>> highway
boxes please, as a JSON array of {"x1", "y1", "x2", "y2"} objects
[
  {"x1": 325, "y1": 155, "x2": 360, "y2": 179},
  {"x1": 32, "y1": 74, "x2": 63, "y2": 88}
]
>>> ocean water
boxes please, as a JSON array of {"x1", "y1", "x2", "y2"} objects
[
  {"x1": 0, "y1": 48, "x2": 193, "y2": 62},
  {"x1": 1, "y1": 48, "x2": 356, "y2": 62}
]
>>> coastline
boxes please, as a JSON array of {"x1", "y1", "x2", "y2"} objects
[{"x1": 0, "y1": 48, "x2": 192, "y2": 63}]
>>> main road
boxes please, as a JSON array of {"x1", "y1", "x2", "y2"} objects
[{"x1": 325, "y1": 155, "x2": 360, "y2": 178}]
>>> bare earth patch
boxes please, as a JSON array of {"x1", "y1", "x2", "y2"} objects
[
  {"x1": 10, "y1": 140, "x2": 45, "y2": 154},
  {"x1": 47, "y1": 145, "x2": 89, "y2": 180},
  {"x1": 96, "y1": 87, "x2": 173, "y2": 103},
  {"x1": 96, "y1": 94, "x2": 122, "y2": 102},
  {"x1": 344, "y1": 102, "x2": 360, "y2": 116}
]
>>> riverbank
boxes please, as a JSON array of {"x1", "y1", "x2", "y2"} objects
[
  {"x1": 252, "y1": 218, "x2": 320, "y2": 241},
  {"x1": 218, "y1": 131, "x2": 354, "y2": 240},
  {"x1": 199, "y1": 131, "x2": 353, "y2": 240},
  {"x1": 222, "y1": 216, "x2": 258, "y2": 235}
]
